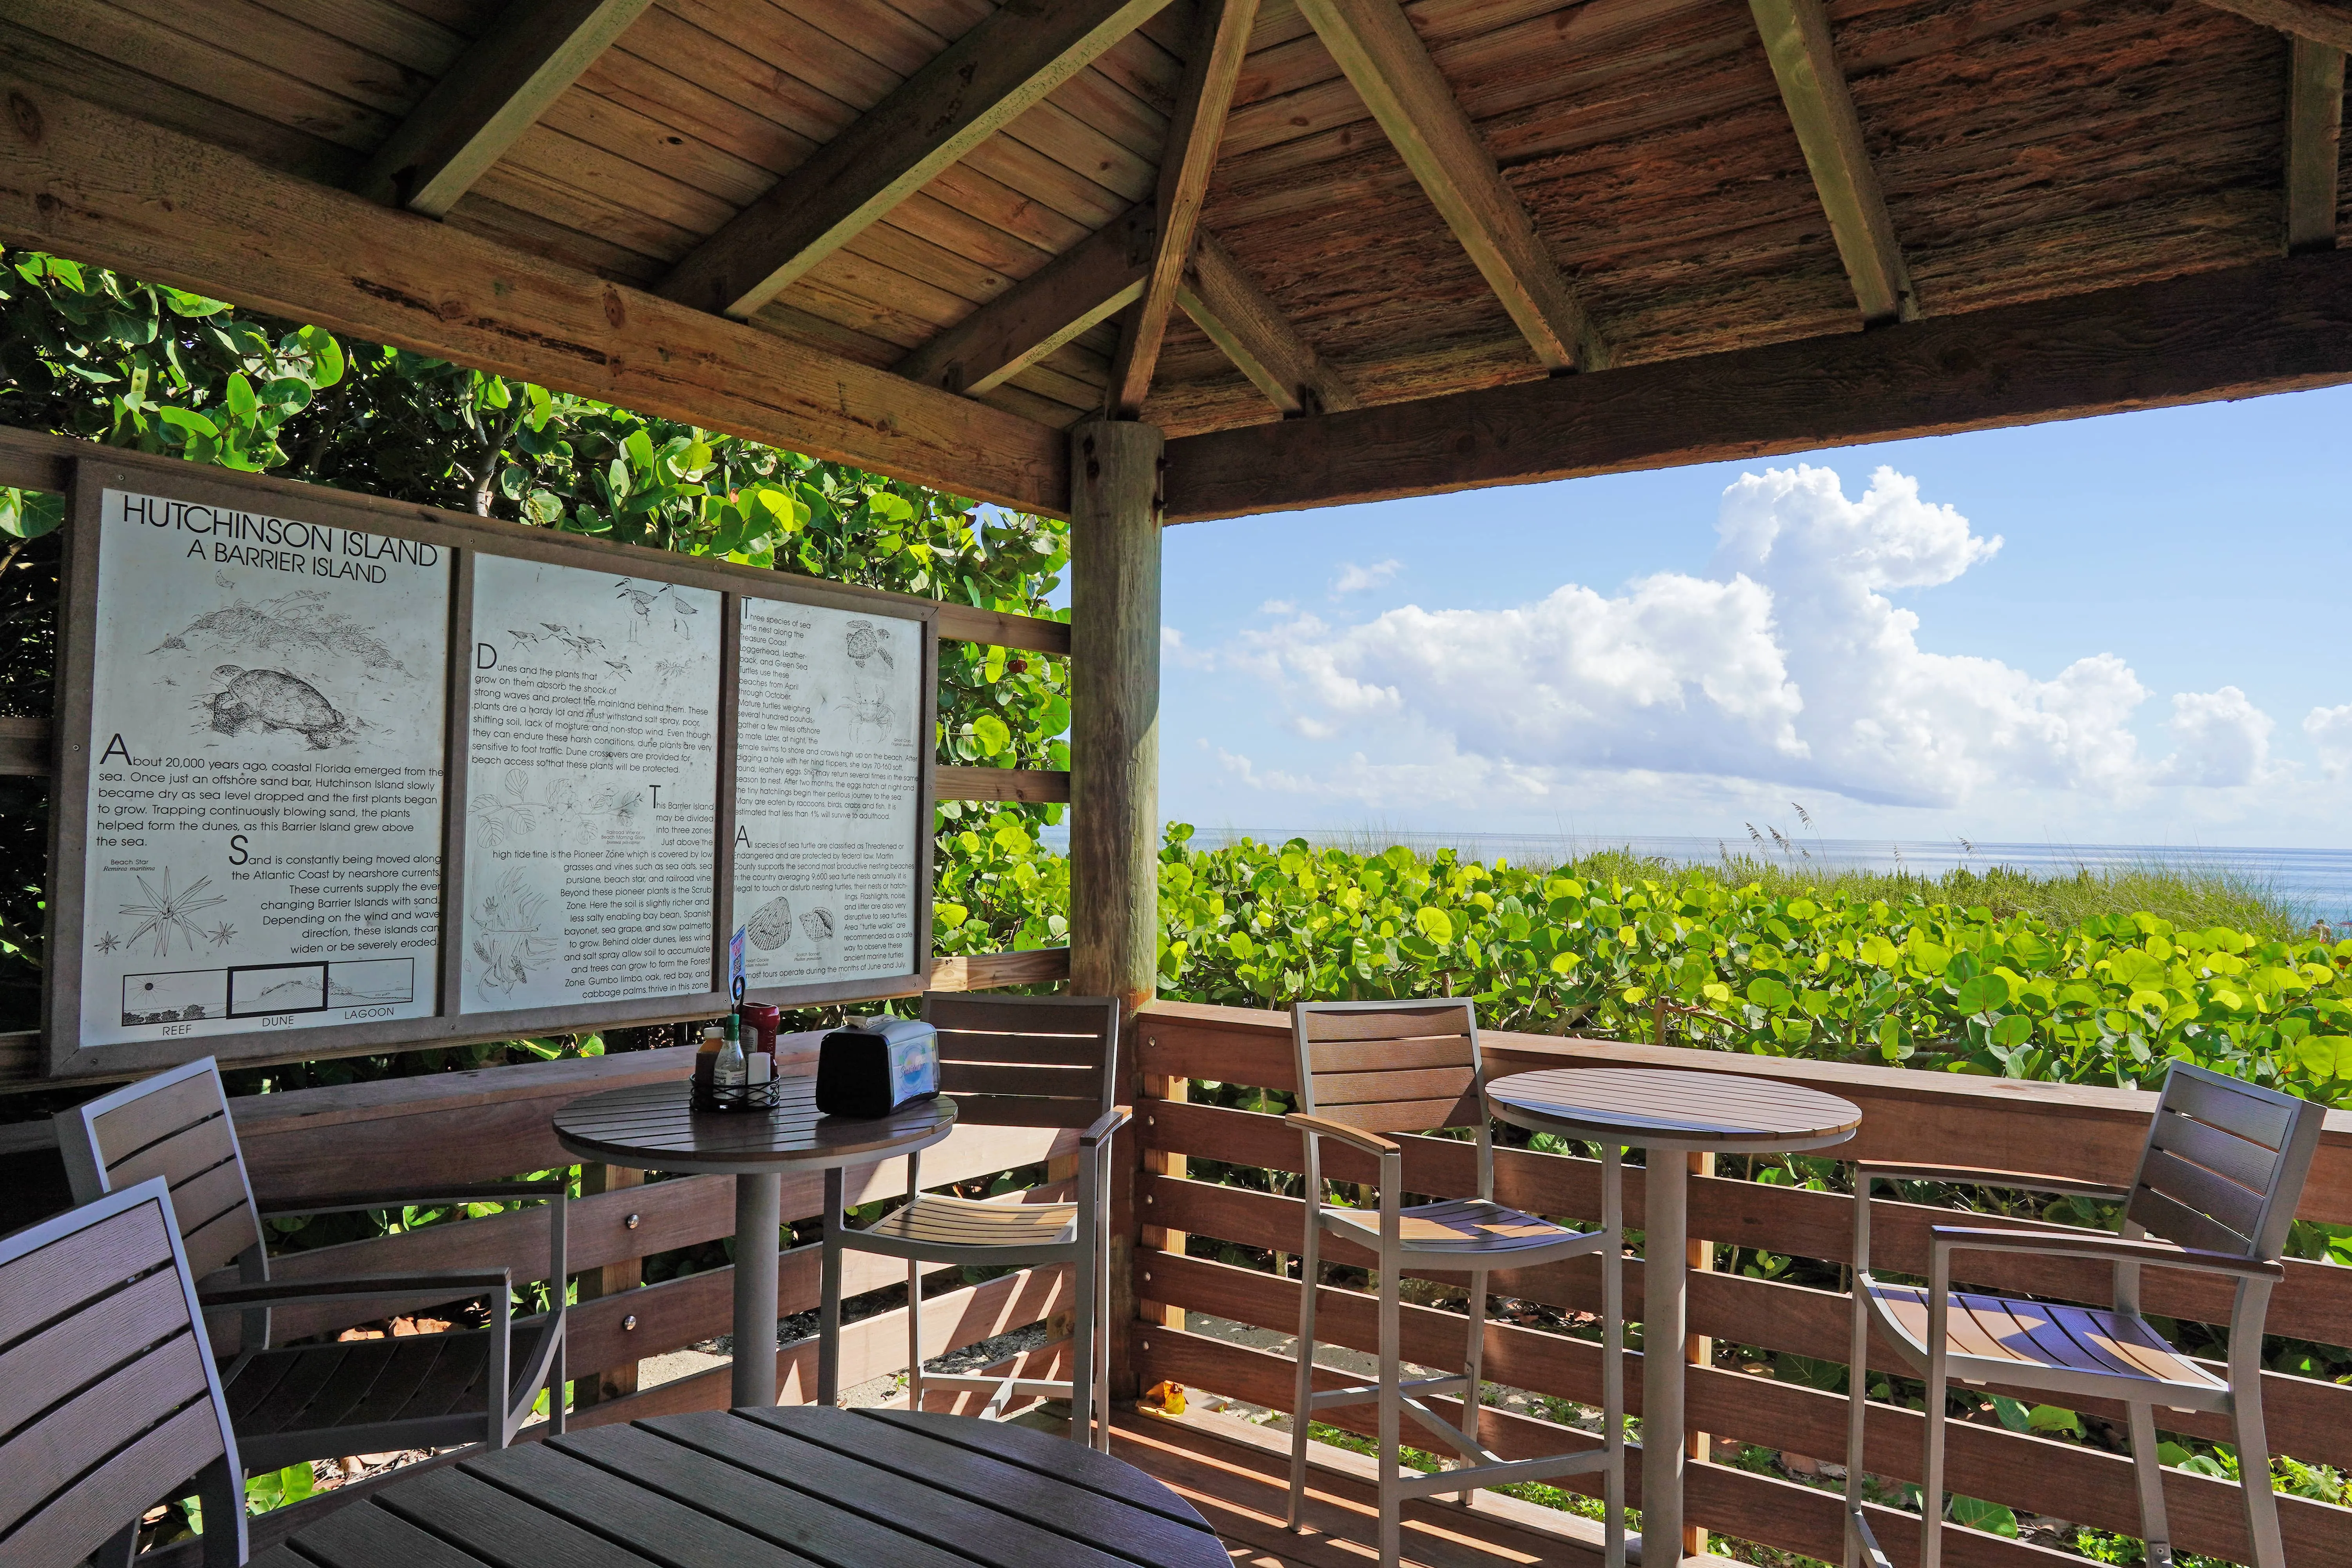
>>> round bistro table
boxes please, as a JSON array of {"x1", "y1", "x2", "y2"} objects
[
  {"x1": 1485, "y1": 1068, "x2": 1862, "y2": 1567},
  {"x1": 254, "y1": 1405, "x2": 1230, "y2": 1568},
  {"x1": 555, "y1": 1076, "x2": 956, "y2": 1407}
]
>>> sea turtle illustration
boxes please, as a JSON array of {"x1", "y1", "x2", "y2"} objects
[
  {"x1": 203, "y1": 665, "x2": 352, "y2": 749},
  {"x1": 746, "y1": 895, "x2": 794, "y2": 951},
  {"x1": 844, "y1": 620, "x2": 893, "y2": 671},
  {"x1": 800, "y1": 907, "x2": 835, "y2": 943}
]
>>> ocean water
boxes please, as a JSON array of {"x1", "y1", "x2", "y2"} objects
[{"x1": 1101, "y1": 827, "x2": 2352, "y2": 931}]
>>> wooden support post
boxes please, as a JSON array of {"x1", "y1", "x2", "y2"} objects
[
  {"x1": 1686, "y1": 1149, "x2": 1716, "y2": 1561},
  {"x1": 1068, "y1": 417, "x2": 1165, "y2": 1400},
  {"x1": 570, "y1": 1163, "x2": 644, "y2": 1407}
]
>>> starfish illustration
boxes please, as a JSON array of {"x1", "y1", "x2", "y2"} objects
[
  {"x1": 118, "y1": 869, "x2": 229, "y2": 958},
  {"x1": 207, "y1": 921, "x2": 238, "y2": 947},
  {"x1": 94, "y1": 930, "x2": 121, "y2": 953}
]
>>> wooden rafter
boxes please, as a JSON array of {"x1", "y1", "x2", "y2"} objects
[
  {"x1": 1292, "y1": 0, "x2": 1605, "y2": 372},
  {"x1": 1105, "y1": 0, "x2": 1261, "y2": 418},
  {"x1": 2200, "y1": 0, "x2": 2352, "y2": 49},
  {"x1": 1749, "y1": 0, "x2": 1915, "y2": 325},
  {"x1": 2287, "y1": 38, "x2": 2346, "y2": 253},
  {"x1": 896, "y1": 209, "x2": 1156, "y2": 396},
  {"x1": 0, "y1": 73, "x2": 1065, "y2": 515},
  {"x1": 658, "y1": 0, "x2": 1175, "y2": 321},
  {"x1": 1178, "y1": 232, "x2": 1359, "y2": 416},
  {"x1": 1159, "y1": 250, "x2": 2352, "y2": 521},
  {"x1": 354, "y1": 0, "x2": 653, "y2": 216}
]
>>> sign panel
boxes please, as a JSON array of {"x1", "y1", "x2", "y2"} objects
[
  {"x1": 75, "y1": 486, "x2": 449, "y2": 1047},
  {"x1": 461, "y1": 556, "x2": 722, "y2": 1013},
  {"x1": 732, "y1": 597, "x2": 925, "y2": 993}
]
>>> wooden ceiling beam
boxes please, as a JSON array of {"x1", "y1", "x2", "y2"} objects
[
  {"x1": 0, "y1": 73, "x2": 1067, "y2": 516},
  {"x1": 1292, "y1": 0, "x2": 1606, "y2": 373},
  {"x1": 1749, "y1": 0, "x2": 1915, "y2": 325},
  {"x1": 355, "y1": 0, "x2": 653, "y2": 216},
  {"x1": 2286, "y1": 38, "x2": 2346, "y2": 253},
  {"x1": 1106, "y1": 0, "x2": 1261, "y2": 417},
  {"x1": 895, "y1": 207, "x2": 1156, "y2": 396},
  {"x1": 2200, "y1": 0, "x2": 2352, "y2": 50},
  {"x1": 1177, "y1": 230, "x2": 1358, "y2": 416},
  {"x1": 1160, "y1": 250, "x2": 2352, "y2": 522},
  {"x1": 659, "y1": 0, "x2": 1176, "y2": 321}
]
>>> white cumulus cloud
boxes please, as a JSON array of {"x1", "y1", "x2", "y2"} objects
[
  {"x1": 2303, "y1": 704, "x2": 2352, "y2": 779},
  {"x1": 1230, "y1": 465, "x2": 2279, "y2": 811},
  {"x1": 1331, "y1": 559, "x2": 1402, "y2": 595}
]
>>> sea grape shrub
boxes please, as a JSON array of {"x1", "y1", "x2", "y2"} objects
[{"x1": 1142, "y1": 832, "x2": 2352, "y2": 1109}]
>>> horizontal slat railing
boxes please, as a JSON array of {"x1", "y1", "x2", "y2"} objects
[{"x1": 1128, "y1": 1000, "x2": 2352, "y2": 1568}]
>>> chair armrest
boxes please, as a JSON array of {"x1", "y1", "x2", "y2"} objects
[
  {"x1": 1077, "y1": 1107, "x2": 1131, "y2": 1146},
  {"x1": 1929, "y1": 1227, "x2": 2283, "y2": 1280},
  {"x1": 197, "y1": 1270, "x2": 512, "y2": 1310},
  {"x1": 1285, "y1": 1113, "x2": 1400, "y2": 1156},
  {"x1": 1857, "y1": 1163, "x2": 2127, "y2": 1200},
  {"x1": 257, "y1": 1179, "x2": 568, "y2": 1218}
]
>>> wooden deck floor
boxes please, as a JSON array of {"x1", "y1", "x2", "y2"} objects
[{"x1": 1106, "y1": 1406, "x2": 1621, "y2": 1568}]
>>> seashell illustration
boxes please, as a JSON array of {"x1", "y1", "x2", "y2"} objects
[
  {"x1": 746, "y1": 895, "x2": 794, "y2": 951},
  {"x1": 800, "y1": 907, "x2": 835, "y2": 943}
]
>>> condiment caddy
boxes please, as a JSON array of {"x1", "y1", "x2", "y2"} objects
[{"x1": 690, "y1": 1009, "x2": 780, "y2": 1112}]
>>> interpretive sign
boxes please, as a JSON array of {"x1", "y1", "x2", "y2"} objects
[
  {"x1": 47, "y1": 454, "x2": 937, "y2": 1078},
  {"x1": 731, "y1": 598, "x2": 925, "y2": 994},
  {"x1": 461, "y1": 556, "x2": 722, "y2": 1014},
  {"x1": 69, "y1": 484, "x2": 449, "y2": 1050}
]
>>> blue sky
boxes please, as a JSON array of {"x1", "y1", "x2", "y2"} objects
[{"x1": 1153, "y1": 383, "x2": 2352, "y2": 849}]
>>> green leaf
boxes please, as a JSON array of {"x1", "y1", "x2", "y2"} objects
[
  {"x1": 971, "y1": 714, "x2": 1011, "y2": 757},
  {"x1": 1989, "y1": 1394, "x2": 2032, "y2": 1432},
  {"x1": 1956, "y1": 973, "x2": 2010, "y2": 1014},
  {"x1": 1947, "y1": 1497, "x2": 2018, "y2": 1537},
  {"x1": 2026, "y1": 1404, "x2": 2083, "y2": 1436},
  {"x1": 1414, "y1": 906, "x2": 1454, "y2": 944}
]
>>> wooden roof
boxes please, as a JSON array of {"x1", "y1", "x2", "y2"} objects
[{"x1": 0, "y1": 0, "x2": 2347, "y2": 519}]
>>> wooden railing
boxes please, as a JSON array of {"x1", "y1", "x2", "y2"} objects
[{"x1": 1127, "y1": 1001, "x2": 2352, "y2": 1568}]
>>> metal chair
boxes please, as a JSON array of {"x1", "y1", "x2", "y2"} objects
[
  {"x1": 817, "y1": 993, "x2": 1127, "y2": 1450},
  {"x1": 1284, "y1": 999, "x2": 1627, "y2": 1568},
  {"x1": 1846, "y1": 1060, "x2": 2325, "y2": 1568},
  {"x1": 0, "y1": 1177, "x2": 247, "y2": 1568},
  {"x1": 54, "y1": 1057, "x2": 569, "y2": 1472}
]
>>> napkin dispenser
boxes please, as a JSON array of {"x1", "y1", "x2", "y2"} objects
[{"x1": 816, "y1": 1016, "x2": 940, "y2": 1118}]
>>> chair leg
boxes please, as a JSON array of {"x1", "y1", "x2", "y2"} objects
[
  {"x1": 1456, "y1": 1265, "x2": 1488, "y2": 1505},
  {"x1": 1844, "y1": 1275, "x2": 1870, "y2": 1568},
  {"x1": 549, "y1": 1322, "x2": 567, "y2": 1436},
  {"x1": 1377, "y1": 1255, "x2": 1403, "y2": 1568},
  {"x1": 818, "y1": 1169, "x2": 844, "y2": 1407},
  {"x1": 2229, "y1": 1392, "x2": 2285, "y2": 1568},
  {"x1": 1096, "y1": 1178, "x2": 1113, "y2": 1454},
  {"x1": 1920, "y1": 1336, "x2": 1947, "y2": 1568},
  {"x1": 906, "y1": 1257, "x2": 924, "y2": 1413},
  {"x1": 1286, "y1": 1221, "x2": 1322, "y2": 1531},
  {"x1": 197, "y1": 1455, "x2": 247, "y2": 1568},
  {"x1": 1073, "y1": 1213, "x2": 1098, "y2": 1449},
  {"x1": 2126, "y1": 1403, "x2": 2174, "y2": 1568}
]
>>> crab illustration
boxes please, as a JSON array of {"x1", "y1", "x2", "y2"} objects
[{"x1": 202, "y1": 665, "x2": 352, "y2": 749}]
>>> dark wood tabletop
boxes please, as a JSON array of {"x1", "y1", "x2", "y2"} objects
[
  {"x1": 252, "y1": 1406, "x2": 1230, "y2": 1568},
  {"x1": 1487, "y1": 1066, "x2": 1862, "y2": 1152},
  {"x1": 551, "y1": 1077, "x2": 958, "y2": 1173}
]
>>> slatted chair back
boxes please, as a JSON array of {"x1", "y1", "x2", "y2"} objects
[
  {"x1": 1292, "y1": 999, "x2": 1484, "y2": 1134},
  {"x1": 2125, "y1": 1061, "x2": 2327, "y2": 1263},
  {"x1": 53, "y1": 1058, "x2": 266, "y2": 1286},
  {"x1": 920, "y1": 993, "x2": 1120, "y2": 1128},
  {"x1": 0, "y1": 1178, "x2": 245, "y2": 1568}
]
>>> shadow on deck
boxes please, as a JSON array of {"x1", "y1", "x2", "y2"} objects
[{"x1": 1110, "y1": 1406, "x2": 1699, "y2": 1568}]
